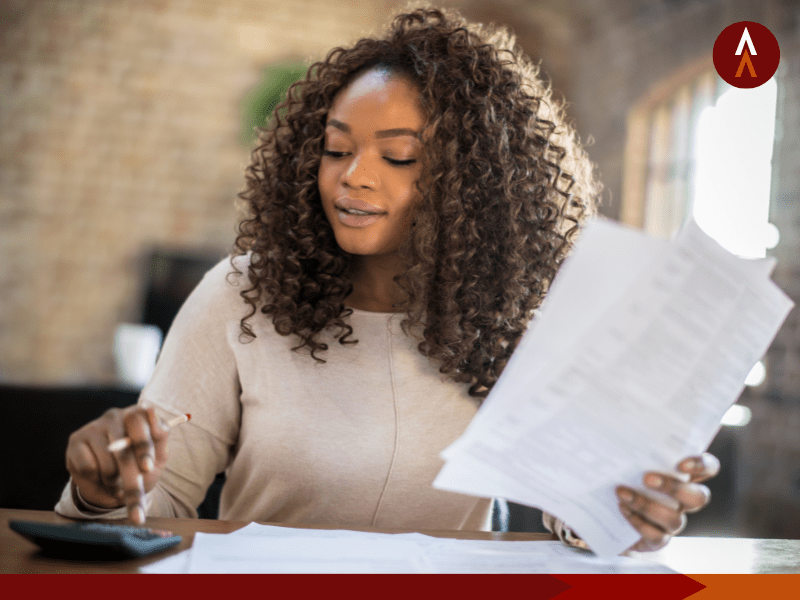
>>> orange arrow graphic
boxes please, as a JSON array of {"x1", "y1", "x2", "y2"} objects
[{"x1": 735, "y1": 48, "x2": 757, "y2": 77}]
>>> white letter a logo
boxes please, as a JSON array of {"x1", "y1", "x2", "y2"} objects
[{"x1": 735, "y1": 27, "x2": 757, "y2": 55}]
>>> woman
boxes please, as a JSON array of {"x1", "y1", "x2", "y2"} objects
[{"x1": 58, "y1": 7, "x2": 717, "y2": 553}]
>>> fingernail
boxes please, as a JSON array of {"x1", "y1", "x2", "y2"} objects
[
  {"x1": 617, "y1": 488, "x2": 633, "y2": 503},
  {"x1": 132, "y1": 505, "x2": 145, "y2": 525},
  {"x1": 645, "y1": 473, "x2": 663, "y2": 489},
  {"x1": 136, "y1": 473, "x2": 145, "y2": 492},
  {"x1": 142, "y1": 456, "x2": 154, "y2": 473},
  {"x1": 683, "y1": 458, "x2": 700, "y2": 471}
]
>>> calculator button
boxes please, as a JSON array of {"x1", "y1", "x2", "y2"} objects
[
  {"x1": 81, "y1": 523, "x2": 126, "y2": 531},
  {"x1": 146, "y1": 529, "x2": 175, "y2": 538}
]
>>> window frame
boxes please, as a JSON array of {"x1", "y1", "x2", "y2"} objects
[{"x1": 621, "y1": 53, "x2": 721, "y2": 235}]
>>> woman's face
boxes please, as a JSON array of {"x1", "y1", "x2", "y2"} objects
[{"x1": 318, "y1": 68, "x2": 424, "y2": 259}]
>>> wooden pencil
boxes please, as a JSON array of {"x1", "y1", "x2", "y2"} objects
[{"x1": 106, "y1": 413, "x2": 191, "y2": 452}]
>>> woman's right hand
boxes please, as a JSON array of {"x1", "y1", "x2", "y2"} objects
[{"x1": 65, "y1": 404, "x2": 170, "y2": 525}]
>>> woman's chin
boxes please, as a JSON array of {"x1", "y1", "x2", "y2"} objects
[{"x1": 333, "y1": 234, "x2": 389, "y2": 258}]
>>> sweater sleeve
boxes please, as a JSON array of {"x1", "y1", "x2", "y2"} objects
[{"x1": 55, "y1": 256, "x2": 245, "y2": 520}]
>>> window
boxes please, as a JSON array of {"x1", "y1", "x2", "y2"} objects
[
  {"x1": 621, "y1": 57, "x2": 779, "y2": 260},
  {"x1": 692, "y1": 78, "x2": 778, "y2": 258}
]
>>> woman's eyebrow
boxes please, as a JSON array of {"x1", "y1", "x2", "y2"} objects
[
  {"x1": 374, "y1": 128, "x2": 420, "y2": 139},
  {"x1": 326, "y1": 119, "x2": 420, "y2": 139}
]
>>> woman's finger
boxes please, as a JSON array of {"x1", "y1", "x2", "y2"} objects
[
  {"x1": 144, "y1": 406, "x2": 170, "y2": 468},
  {"x1": 113, "y1": 443, "x2": 146, "y2": 525},
  {"x1": 678, "y1": 453, "x2": 720, "y2": 483},
  {"x1": 66, "y1": 413, "x2": 124, "y2": 491},
  {"x1": 121, "y1": 408, "x2": 157, "y2": 474},
  {"x1": 617, "y1": 486, "x2": 687, "y2": 534},
  {"x1": 89, "y1": 426, "x2": 127, "y2": 485},
  {"x1": 643, "y1": 472, "x2": 712, "y2": 513},
  {"x1": 619, "y1": 502, "x2": 672, "y2": 552},
  {"x1": 66, "y1": 437, "x2": 103, "y2": 485},
  {"x1": 105, "y1": 408, "x2": 154, "y2": 525}
]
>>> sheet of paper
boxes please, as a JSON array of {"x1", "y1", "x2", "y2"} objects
[
  {"x1": 139, "y1": 549, "x2": 192, "y2": 573},
  {"x1": 142, "y1": 521, "x2": 675, "y2": 573},
  {"x1": 188, "y1": 531, "x2": 427, "y2": 573},
  {"x1": 227, "y1": 521, "x2": 434, "y2": 542},
  {"x1": 417, "y1": 540, "x2": 674, "y2": 573},
  {"x1": 434, "y1": 216, "x2": 794, "y2": 557}
]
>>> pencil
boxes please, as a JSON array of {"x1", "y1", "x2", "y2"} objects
[{"x1": 106, "y1": 413, "x2": 191, "y2": 452}]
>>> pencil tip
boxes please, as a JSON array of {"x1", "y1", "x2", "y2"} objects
[{"x1": 186, "y1": 413, "x2": 191, "y2": 421}]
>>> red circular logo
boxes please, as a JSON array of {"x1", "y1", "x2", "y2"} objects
[{"x1": 713, "y1": 21, "x2": 780, "y2": 89}]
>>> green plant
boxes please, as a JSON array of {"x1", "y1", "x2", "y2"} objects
[{"x1": 240, "y1": 61, "x2": 308, "y2": 145}]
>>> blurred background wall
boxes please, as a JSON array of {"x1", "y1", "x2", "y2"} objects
[
  {"x1": 2, "y1": 0, "x2": 800, "y2": 537},
  {"x1": 0, "y1": 0, "x2": 395, "y2": 384}
]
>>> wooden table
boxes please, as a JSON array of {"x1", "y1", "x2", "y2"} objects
[
  {"x1": 1, "y1": 508, "x2": 553, "y2": 574},
  {"x1": 3, "y1": 508, "x2": 799, "y2": 574}
]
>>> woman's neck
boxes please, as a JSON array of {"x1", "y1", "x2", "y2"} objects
[{"x1": 345, "y1": 254, "x2": 407, "y2": 313}]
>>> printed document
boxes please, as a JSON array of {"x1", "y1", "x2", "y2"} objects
[
  {"x1": 433, "y1": 217, "x2": 793, "y2": 557},
  {"x1": 140, "y1": 522, "x2": 673, "y2": 573}
]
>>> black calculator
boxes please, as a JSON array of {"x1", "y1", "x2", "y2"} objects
[{"x1": 9, "y1": 520, "x2": 182, "y2": 559}]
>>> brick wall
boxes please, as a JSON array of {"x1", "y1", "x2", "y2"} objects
[{"x1": 0, "y1": 0, "x2": 392, "y2": 384}]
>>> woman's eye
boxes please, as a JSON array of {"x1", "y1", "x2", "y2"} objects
[
  {"x1": 323, "y1": 150, "x2": 348, "y2": 158},
  {"x1": 385, "y1": 157, "x2": 417, "y2": 166}
]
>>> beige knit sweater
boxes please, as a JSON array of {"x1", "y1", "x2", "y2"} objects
[{"x1": 56, "y1": 255, "x2": 492, "y2": 530}]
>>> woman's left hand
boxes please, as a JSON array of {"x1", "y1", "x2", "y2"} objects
[{"x1": 616, "y1": 452, "x2": 720, "y2": 552}]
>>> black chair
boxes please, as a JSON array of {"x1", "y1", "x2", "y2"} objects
[{"x1": 0, "y1": 384, "x2": 223, "y2": 519}]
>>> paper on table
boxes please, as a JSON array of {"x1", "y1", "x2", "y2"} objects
[
  {"x1": 188, "y1": 531, "x2": 427, "y2": 573},
  {"x1": 434, "y1": 216, "x2": 793, "y2": 557},
  {"x1": 139, "y1": 549, "x2": 192, "y2": 573},
  {"x1": 143, "y1": 521, "x2": 675, "y2": 573},
  {"x1": 414, "y1": 539, "x2": 674, "y2": 574}
]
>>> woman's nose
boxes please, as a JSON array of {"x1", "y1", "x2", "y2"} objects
[{"x1": 343, "y1": 153, "x2": 379, "y2": 189}]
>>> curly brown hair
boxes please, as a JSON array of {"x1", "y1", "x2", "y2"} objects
[{"x1": 232, "y1": 6, "x2": 600, "y2": 398}]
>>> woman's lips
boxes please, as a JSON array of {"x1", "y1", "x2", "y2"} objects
[
  {"x1": 334, "y1": 198, "x2": 385, "y2": 228},
  {"x1": 335, "y1": 209, "x2": 384, "y2": 227}
]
